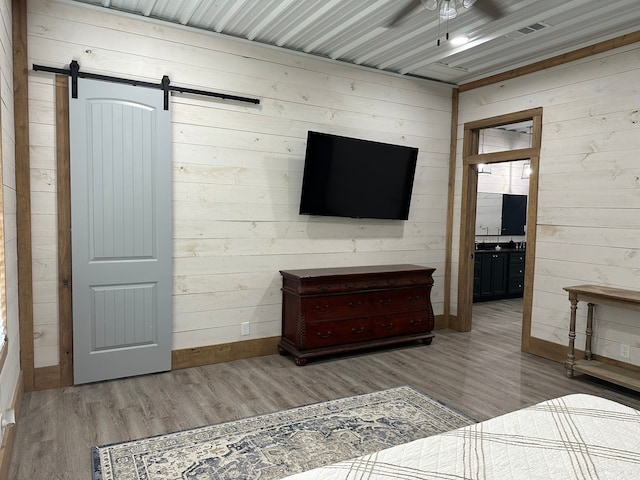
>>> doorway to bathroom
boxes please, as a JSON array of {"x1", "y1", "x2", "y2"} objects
[{"x1": 457, "y1": 107, "x2": 542, "y2": 354}]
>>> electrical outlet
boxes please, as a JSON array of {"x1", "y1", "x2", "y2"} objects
[
  {"x1": 241, "y1": 322, "x2": 250, "y2": 336},
  {"x1": 620, "y1": 343, "x2": 631, "y2": 359}
]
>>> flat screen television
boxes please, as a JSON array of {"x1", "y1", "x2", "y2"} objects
[{"x1": 299, "y1": 131, "x2": 418, "y2": 220}]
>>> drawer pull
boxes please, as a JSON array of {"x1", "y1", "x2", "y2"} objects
[
  {"x1": 349, "y1": 301, "x2": 363, "y2": 308},
  {"x1": 386, "y1": 279, "x2": 398, "y2": 285},
  {"x1": 379, "y1": 298, "x2": 393, "y2": 305},
  {"x1": 344, "y1": 283, "x2": 357, "y2": 288},
  {"x1": 410, "y1": 318, "x2": 424, "y2": 325},
  {"x1": 410, "y1": 277, "x2": 422, "y2": 283},
  {"x1": 381, "y1": 322, "x2": 395, "y2": 330},
  {"x1": 317, "y1": 331, "x2": 332, "y2": 338},
  {"x1": 315, "y1": 304, "x2": 330, "y2": 312},
  {"x1": 408, "y1": 295, "x2": 421, "y2": 302},
  {"x1": 351, "y1": 327, "x2": 366, "y2": 335},
  {"x1": 317, "y1": 284, "x2": 331, "y2": 290}
]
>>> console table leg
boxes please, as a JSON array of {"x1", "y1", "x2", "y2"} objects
[
  {"x1": 566, "y1": 294, "x2": 578, "y2": 377},
  {"x1": 585, "y1": 303, "x2": 595, "y2": 360}
]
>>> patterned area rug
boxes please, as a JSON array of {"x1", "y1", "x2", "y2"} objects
[{"x1": 92, "y1": 386, "x2": 475, "y2": 480}]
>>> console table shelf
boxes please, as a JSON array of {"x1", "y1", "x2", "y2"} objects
[
  {"x1": 564, "y1": 284, "x2": 640, "y2": 392},
  {"x1": 278, "y1": 264, "x2": 435, "y2": 365},
  {"x1": 572, "y1": 360, "x2": 640, "y2": 392}
]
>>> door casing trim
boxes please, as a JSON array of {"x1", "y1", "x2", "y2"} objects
[{"x1": 454, "y1": 107, "x2": 543, "y2": 355}]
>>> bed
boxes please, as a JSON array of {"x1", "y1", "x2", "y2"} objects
[{"x1": 280, "y1": 393, "x2": 640, "y2": 479}]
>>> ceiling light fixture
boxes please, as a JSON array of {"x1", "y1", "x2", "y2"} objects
[
  {"x1": 450, "y1": 35, "x2": 469, "y2": 46},
  {"x1": 421, "y1": 0, "x2": 475, "y2": 20},
  {"x1": 439, "y1": 1, "x2": 458, "y2": 19},
  {"x1": 421, "y1": 0, "x2": 477, "y2": 45}
]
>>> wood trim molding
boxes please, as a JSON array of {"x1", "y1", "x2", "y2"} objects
[
  {"x1": 460, "y1": 30, "x2": 640, "y2": 92},
  {"x1": 452, "y1": 122, "x2": 479, "y2": 332},
  {"x1": 466, "y1": 147, "x2": 536, "y2": 165},
  {"x1": 0, "y1": 371, "x2": 23, "y2": 480},
  {"x1": 443, "y1": 88, "x2": 459, "y2": 327},
  {"x1": 529, "y1": 336, "x2": 640, "y2": 376},
  {"x1": 462, "y1": 107, "x2": 544, "y2": 133},
  {"x1": 33, "y1": 336, "x2": 283, "y2": 390},
  {"x1": 0, "y1": 344, "x2": 7, "y2": 374},
  {"x1": 33, "y1": 365, "x2": 62, "y2": 391},
  {"x1": 172, "y1": 337, "x2": 281, "y2": 370},
  {"x1": 457, "y1": 108, "x2": 542, "y2": 339},
  {"x1": 520, "y1": 113, "x2": 543, "y2": 353},
  {"x1": 527, "y1": 336, "x2": 572, "y2": 364},
  {"x1": 13, "y1": 0, "x2": 35, "y2": 391},
  {"x1": 56, "y1": 76, "x2": 73, "y2": 387},
  {"x1": 434, "y1": 314, "x2": 448, "y2": 330}
]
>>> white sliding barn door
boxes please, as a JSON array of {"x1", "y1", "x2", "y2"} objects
[{"x1": 70, "y1": 78, "x2": 172, "y2": 384}]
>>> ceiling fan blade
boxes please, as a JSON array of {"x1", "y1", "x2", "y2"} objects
[
  {"x1": 474, "y1": 0, "x2": 505, "y2": 20},
  {"x1": 386, "y1": 0, "x2": 422, "y2": 27}
]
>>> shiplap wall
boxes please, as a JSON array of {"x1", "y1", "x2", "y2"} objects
[
  {"x1": 455, "y1": 42, "x2": 640, "y2": 364},
  {"x1": 27, "y1": 0, "x2": 453, "y2": 367},
  {"x1": 0, "y1": 0, "x2": 21, "y2": 415}
]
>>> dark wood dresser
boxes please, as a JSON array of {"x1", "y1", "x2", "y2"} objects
[{"x1": 278, "y1": 264, "x2": 435, "y2": 365}]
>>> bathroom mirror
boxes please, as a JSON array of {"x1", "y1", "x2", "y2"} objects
[{"x1": 476, "y1": 193, "x2": 527, "y2": 236}]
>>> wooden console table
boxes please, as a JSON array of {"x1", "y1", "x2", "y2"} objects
[
  {"x1": 278, "y1": 264, "x2": 435, "y2": 365},
  {"x1": 564, "y1": 284, "x2": 640, "y2": 392}
]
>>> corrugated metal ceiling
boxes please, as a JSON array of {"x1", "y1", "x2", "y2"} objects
[{"x1": 68, "y1": 0, "x2": 640, "y2": 85}]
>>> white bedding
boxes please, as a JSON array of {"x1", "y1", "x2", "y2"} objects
[{"x1": 280, "y1": 393, "x2": 640, "y2": 479}]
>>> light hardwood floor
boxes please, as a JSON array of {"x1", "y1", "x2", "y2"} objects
[{"x1": 11, "y1": 298, "x2": 640, "y2": 479}]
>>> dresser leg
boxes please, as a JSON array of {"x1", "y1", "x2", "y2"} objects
[{"x1": 294, "y1": 357, "x2": 308, "y2": 366}]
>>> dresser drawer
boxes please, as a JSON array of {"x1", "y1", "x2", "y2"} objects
[
  {"x1": 376, "y1": 273, "x2": 431, "y2": 288},
  {"x1": 370, "y1": 287, "x2": 428, "y2": 314},
  {"x1": 295, "y1": 277, "x2": 388, "y2": 294},
  {"x1": 305, "y1": 318, "x2": 374, "y2": 349},
  {"x1": 303, "y1": 294, "x2": 370, "y2": 321},
  {"x1": 294, "y1": 273, "x2": 430, "y2": 294},
  {"x1": 373, "y1": 311, "x2": 430, "y2": 337}
]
